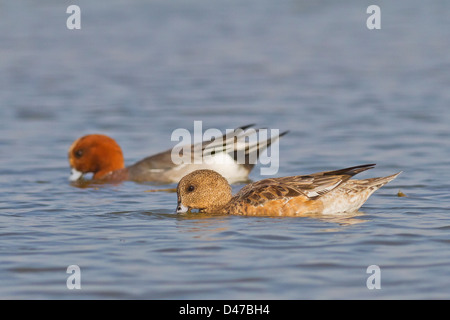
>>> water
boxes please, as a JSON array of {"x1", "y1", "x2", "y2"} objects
[{"x1": 0, "y1": 0, "x2": 449, "y2": 299}]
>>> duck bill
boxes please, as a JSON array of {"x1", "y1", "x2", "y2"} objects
[
  {"x1": 176, "y1": 203, "x2": 189, "y2": 214},
  {"x1": 69, "y1": 168, "x2": 84, "y2": 181}
]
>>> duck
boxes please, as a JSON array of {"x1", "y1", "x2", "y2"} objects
[
  {"x1": 68, "y1": 125, "x2": 288, "y2": 184},
  {"x1": 176, "y1": 164, "x2": 401, "y2": 216}
]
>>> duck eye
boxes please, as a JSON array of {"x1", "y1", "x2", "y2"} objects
[
  {"x1": 187, "y1": 185, "x2": 195, "y2": 192},
  {"x1": 74, "y1": 149, "x2": 84, "y2": 158}
]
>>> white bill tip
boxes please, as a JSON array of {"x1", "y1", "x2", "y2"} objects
[
  {"x1": 176, "y1": 203, "x2": 189, "y2": 214},
  {"x1": 69, "y1": 168, "x2": 84, "y2": 181}
]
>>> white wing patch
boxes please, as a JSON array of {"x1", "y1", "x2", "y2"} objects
[{"x1": 304, "y1": 180, "x2": 342, "y2": 198}]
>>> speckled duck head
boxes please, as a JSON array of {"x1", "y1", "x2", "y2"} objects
[{"x1": 176, "y1": 169, "x2": 233, "y2": 214}]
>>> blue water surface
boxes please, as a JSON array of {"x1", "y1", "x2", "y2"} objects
[{"x1": 0, "y1": 0, "x2": 449, "y2": 299}]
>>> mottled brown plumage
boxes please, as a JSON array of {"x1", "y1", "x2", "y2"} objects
[{"x1": 176, "y1": 164, "x2": 401, "y2": 216}]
